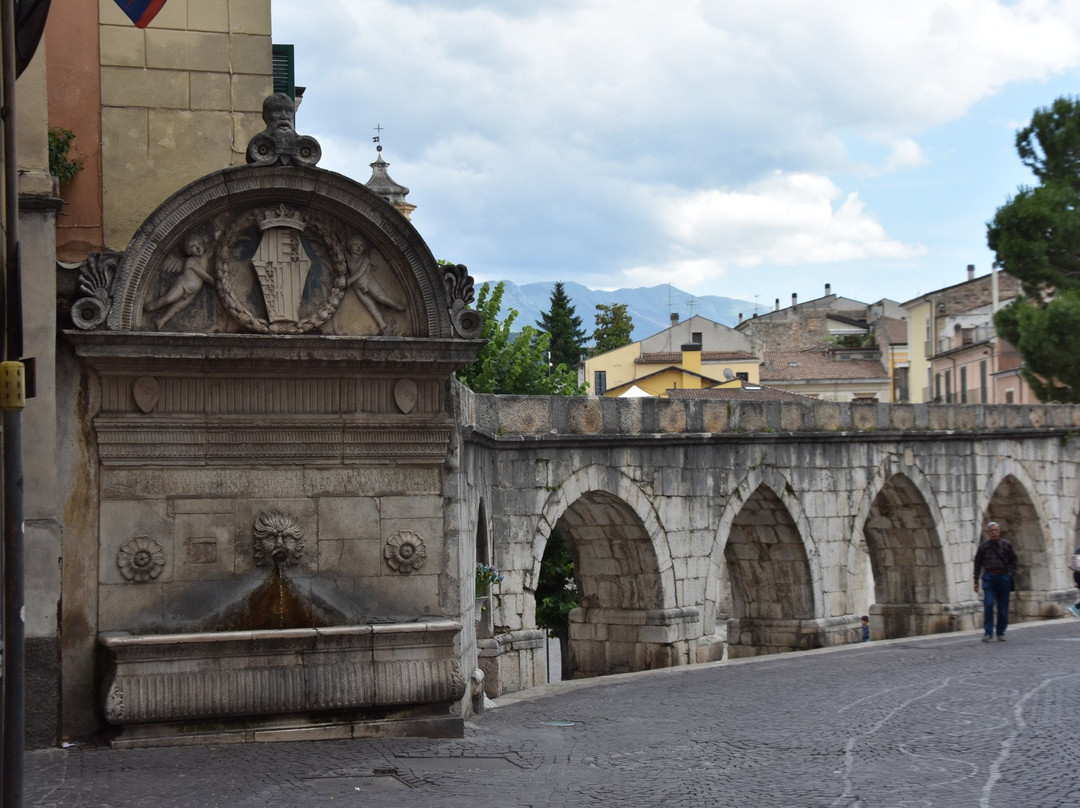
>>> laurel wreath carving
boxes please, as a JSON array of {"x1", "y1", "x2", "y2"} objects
[{"x1": 214, "y1": 209, "x2": 348, "y2": 334}]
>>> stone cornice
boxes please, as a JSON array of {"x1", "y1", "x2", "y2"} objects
[{"x1": 65, "y1": 330, "x2": 483, "y2": 371}]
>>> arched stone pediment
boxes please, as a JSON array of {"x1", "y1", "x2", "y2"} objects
[{"x1": 104, "y1": 165, "x2": 472, "y2": 339}]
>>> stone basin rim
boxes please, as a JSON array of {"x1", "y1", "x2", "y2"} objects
[{"x1": 99, "y1": 619, "x2": 462, "y2": 648}]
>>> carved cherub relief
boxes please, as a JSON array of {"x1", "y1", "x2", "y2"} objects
[
  {"x1": 343, "y1": 233, "x2": 406, "y2": 334},
  {"x1": 143, "y1": 231, "x2": 215, "y2": 329}
]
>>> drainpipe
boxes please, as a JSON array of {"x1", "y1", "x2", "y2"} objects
[{"x1": 1, "y1": 1, "x2": 28, "y2": 804}]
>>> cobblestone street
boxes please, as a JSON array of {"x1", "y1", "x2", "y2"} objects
[{"x1": 26, "y1": 619, "x2": 1080, "y2": 808}]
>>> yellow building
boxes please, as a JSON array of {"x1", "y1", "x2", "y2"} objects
[{"x1": 582, "y1": 314, "x2": 760, "y2": 398}]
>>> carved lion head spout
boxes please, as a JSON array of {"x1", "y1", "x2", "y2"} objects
[{"x1": 252, "y1": 509, "x2": 305, "y2": 570}]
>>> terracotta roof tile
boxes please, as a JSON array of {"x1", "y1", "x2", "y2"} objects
[
  {"x1": 759, "y1": 351, "x2": 889, "y2": 382},
  {"x1": 668, "y1": 384, "x2": 815, "y2": 402}
]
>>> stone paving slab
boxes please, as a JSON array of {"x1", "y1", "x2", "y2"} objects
[{"x1": 25, "y1": 620, "x2": 1080, "y2": 807}]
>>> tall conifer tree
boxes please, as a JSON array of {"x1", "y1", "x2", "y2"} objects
[
  {"x1": 988, "y1": 96, "x2": 1080, "y2": 402},
  {"x1": 536, "y1": 282, "x2": 587, "y2": 370}
]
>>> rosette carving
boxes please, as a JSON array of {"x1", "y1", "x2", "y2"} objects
[
  {"x1": 384, "y1": 530, "x2": 427, "y2": 574},
  {"x1": 117, "y1": 536, "x2": 166, "y2": 583}
]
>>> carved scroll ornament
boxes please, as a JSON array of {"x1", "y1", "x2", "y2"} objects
[
  {"x1": 71, "y1": 250, "x2": 123, "y2": 330},
  {"x1": 440, "y1": 263, "x2": 483, "y2": 339}
]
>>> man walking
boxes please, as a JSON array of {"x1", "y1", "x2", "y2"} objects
[{"x1": 973, "y1": 521, "x2": 1018, "y2": 642}]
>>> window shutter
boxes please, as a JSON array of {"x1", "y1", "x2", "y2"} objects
[{"x1": 272, "y1": 44, "x2": 295, "y2": 100}]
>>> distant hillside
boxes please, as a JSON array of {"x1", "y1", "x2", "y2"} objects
[{"x1": 486, "y1": 280, "x2": 752, "y2": 342}]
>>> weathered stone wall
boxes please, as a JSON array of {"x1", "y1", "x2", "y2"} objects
[
  {"x1": 97, "y1": 0, "x2": 272, "y2": 249},
  {"x1": 458, "y1": 389, "x2": 1080, "y2": 694}
]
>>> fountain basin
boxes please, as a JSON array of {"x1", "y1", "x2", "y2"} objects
[{"x1": 99, "y1": 620, "x2": 465, "y2": 745}]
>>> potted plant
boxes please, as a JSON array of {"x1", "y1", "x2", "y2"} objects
[{"x1": 475, "y1": 563, "x2": 503, "y2": 633}]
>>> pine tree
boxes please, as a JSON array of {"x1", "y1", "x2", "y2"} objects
[
  {"x1": 988, "y1": 96, "x2": 1080, "y2": 402},
  {"x1": 536, "y1": 282, "x2": 587, "y2": 371}
]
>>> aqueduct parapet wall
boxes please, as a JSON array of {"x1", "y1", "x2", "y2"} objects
[{"x1": 456, "y1": 390, "x2": 1080, "y2": 695}]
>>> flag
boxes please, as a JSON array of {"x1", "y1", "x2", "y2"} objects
[
  {"x1": 113, "y1": 0, "x2": 168, "y2": 28},
  {"x1": 16, "y1": 0, "x2": 53, "y2": 77}
]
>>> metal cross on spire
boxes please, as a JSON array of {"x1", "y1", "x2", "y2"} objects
[{"x1": 373, "y1": 123, "x2": 383, "y2": 143}]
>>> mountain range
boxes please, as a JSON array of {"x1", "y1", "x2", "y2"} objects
[{"x1": 485, "y1": 280, "x2": 754, "y2": 342}]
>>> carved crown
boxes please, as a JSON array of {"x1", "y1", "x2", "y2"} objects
[{"x1": 256, "y1": 204, "x2": 308, "y2": 232}]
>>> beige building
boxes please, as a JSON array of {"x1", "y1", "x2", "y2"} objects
[
  {"x1": 734, "y1": 284, "x2": 903, "y2": 352},
  {"x1": 46, "y1": 0, "x2": 273, "y2": 262},
  {"x1": 581, "y1": 313, "x2": 760, "y2": 397},
  {"x1": 901, "y1": 265, "x2": 1024, "y2": 403},
  {"x1": 759, "y1": 350, "x2": 891, "y2": 402}
]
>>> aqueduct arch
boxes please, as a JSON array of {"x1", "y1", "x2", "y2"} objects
[
  {"x1": 724, "y1": 484, "x2": 817, "y2": 655},
  {"x1": 529, "y1": 467, "x2": 698, "y2": 678},
  {"x1": 861, "y1": 472, "x2": 950, "y2": 638},
  {"x1": 982, "y1": 467, "x2": 1053, "y2": 618}
]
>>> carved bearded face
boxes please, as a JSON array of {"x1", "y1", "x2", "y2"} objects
[
  {"x1": 252, "y1": 510, "x2": 304, "y2": 569},
  {"x1": 262, "y1": 93, "x2": 295, "y2": 133}
]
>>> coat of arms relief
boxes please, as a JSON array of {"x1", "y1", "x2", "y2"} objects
[{"x1": 138, "y1": 206, "x2": 407, "y2": 336}]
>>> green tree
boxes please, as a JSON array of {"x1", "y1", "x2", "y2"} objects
[
  {"x1": 534, "y1": 528, "x2": 578, "y2": 680},
  {"x1": 456, "y1": 282, "x2": 587, "y2": 395},
  {"x1": 987, "y1": 96, "x2": 1080, "y2": 402},
  {"x1": 993, "y1": 289, "x2": 1080, "y2": 402},
  {"x1": 591, "y1": 302, "x2": 634, "y2": 355},
  {"x1": 536, "y1": 282, "x2": 587, "y2": 370}
]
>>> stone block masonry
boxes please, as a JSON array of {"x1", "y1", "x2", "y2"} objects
[{"x1": 460, "y1": 389, "x2": 1080, "y2": 697}]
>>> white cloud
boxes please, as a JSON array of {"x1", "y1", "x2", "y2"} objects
[
  {"x1": 273, "y1": 1, "x2": 1080, "y2": 303},
  {"x1": 654, "y1": 172, "x2": 925, "y2": 270}
]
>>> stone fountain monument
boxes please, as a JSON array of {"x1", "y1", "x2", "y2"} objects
[{"x1": 63, "y1": 94, "x2": 484, "y2": 745}]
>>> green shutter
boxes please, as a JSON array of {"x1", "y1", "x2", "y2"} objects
[{"x1": 272, "y1": 44, "x2": 295, "y2": 100}]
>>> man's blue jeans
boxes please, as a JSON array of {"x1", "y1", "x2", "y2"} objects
[{"x1": 982, "y1": 573, "x2": 1012, "y2": 637}]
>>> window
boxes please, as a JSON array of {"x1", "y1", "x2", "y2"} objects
[
  {"x1": 980, "y1": 360, "x2": 988, "y2": 404},
  {"x1": 960, "y1": 367, "x2": 968, "y2": 403},
  {"x1": 691, "y1": 331, "x2": 703, "y2": 345},
  {"x1": 893, "y1": 366, "x2": 909, "y2": 402},
  {"x1": 735, "y1": 372, "x2": 749, "y2": 382},
  {"x1": 1005, "y1": 388, "x2": 1015, "y2": 404},
  {"x1": 594, "y1": 371, "x2": 607, "y2": 395},
  {"x1": 935, "y1": 372, "x2": 942, "y2": 402}
]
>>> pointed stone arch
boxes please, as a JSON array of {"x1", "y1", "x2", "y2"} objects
[
  {"x1": 535, "y1": 465, "x2": 674, "y2": 602},
  {"x1": 711, "y1": 467, "x2": 823, "y2": 656},
  {"x1": 533, "y1": 466, "x2": 697, "y2": 677},
  {"x1": 857, "y1": 467, "x2": 949, "y2": 639},
  {"x1": 979, "y1": 462, "x2": 1054, "y2": 619}
]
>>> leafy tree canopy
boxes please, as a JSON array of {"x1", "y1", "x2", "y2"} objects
[
  {"x1": 536, "y1": 281, "x2": 587, "y2": 369},
  {"x1": 591, "y1": 302, "x2": 634, "y2": 355},
  {"x1": 994, "y1": 290, "x2": 1080, "y2": 402},
  {"x1": 988, "y1": 96, "x2": 1080, "y2": 402},
  {"x1": 457, "y1": 282, "x2": 588, "y2": 395}
]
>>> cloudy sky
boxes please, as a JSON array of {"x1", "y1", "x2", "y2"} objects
[{"x1": 272, "y1": 0, "x2": 1080, "y2": 308}]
